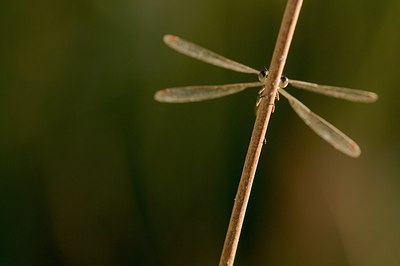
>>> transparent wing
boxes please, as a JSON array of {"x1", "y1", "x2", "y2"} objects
[
  {"x1": 154, "y1": 82, "x2": 262, "y2": 103},
  {"x1": 164, "y1": 34, "x2": 259, "y2": 74},
  {"x1": 279, "y1": 88, "x2": 361, "y2": 157},
  {"x1": 289, "y1": 79, "x2": 378, "y2": 103}
]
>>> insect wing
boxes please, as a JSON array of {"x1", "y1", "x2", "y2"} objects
[
  {"x1": 164, "y1": 35, "x2": 259, "y2": 74},
  {"x1": 155, "y1": 82, "x2": 263, "y2": 103},
  {"x1": 289, "y1": 79, "x2": 378, "y2": 103},
  {"x1": 279, "y1": 88, "x2": 361, "y2": 157}
]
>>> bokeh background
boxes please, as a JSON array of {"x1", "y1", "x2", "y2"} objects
[{"x1": 1, "y1": 0, "x2": 399, "y2": 265}]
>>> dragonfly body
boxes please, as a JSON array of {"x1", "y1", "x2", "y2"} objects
[{"x1": 155, "y1": 34, "x2": 378, "y2": 157}]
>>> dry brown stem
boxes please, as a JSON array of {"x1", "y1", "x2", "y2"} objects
[{"x1": 219, "y1": 1, "x2": 303, "y2": 265}]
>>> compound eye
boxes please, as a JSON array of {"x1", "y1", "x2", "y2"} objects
[
  {"x1": 258, "y1": 70, "x2": 268, "y2": 82},
  {"x1": 280, "y1": 76, "x2": 289, "y2": 88}
]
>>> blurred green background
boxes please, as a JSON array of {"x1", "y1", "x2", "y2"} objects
[{"x1": 1, "y1": 0, "x2": 399, "y2": 265}]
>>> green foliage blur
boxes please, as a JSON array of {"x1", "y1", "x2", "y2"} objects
[{"x1": 1, "y1": 0, "x2": 399, "y2": 265}]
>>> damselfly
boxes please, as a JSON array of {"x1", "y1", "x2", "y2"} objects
[{"x1": 154, "y1": 34, "x2": 378, "y2": 158}]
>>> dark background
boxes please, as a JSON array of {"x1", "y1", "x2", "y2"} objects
[{"x1": 1, "y1": 0, "x2": 399, "y2": 265}]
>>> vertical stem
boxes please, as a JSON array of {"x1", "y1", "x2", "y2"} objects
[{"x1": 219, "y1": 1, "x2": 303, "y2": 265}]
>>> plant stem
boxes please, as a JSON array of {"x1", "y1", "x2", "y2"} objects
[{"x1": 218, "y1": 1, "x2": 303, "y2": 265}]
